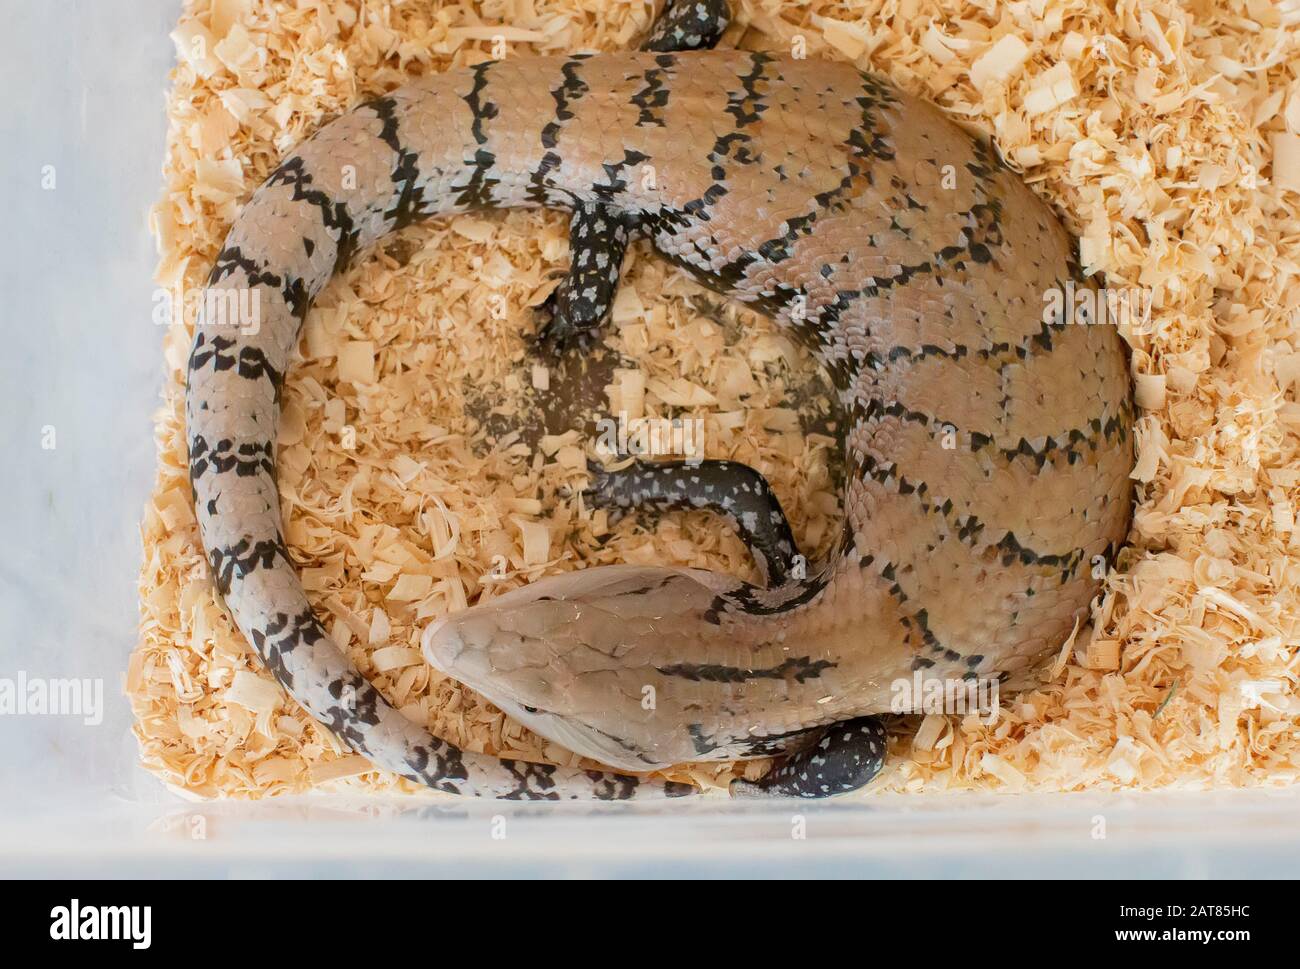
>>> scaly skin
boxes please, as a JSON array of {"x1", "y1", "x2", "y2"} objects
[{"x1": 185, "y1": 49, "x2": 1133, "y2": 799}]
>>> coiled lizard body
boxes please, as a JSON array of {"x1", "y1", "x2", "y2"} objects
[{"x1": 185, "y1": 2, "x2": 1133, "y2": 800}]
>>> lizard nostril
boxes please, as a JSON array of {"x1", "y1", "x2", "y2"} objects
[{"x1": 421, "y1": 616, "x2": 468, "y2": 667}]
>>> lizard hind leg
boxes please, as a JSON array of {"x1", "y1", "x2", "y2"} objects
[
  {"x1": 533, "y1": 0, "x2": 729, "y2": 355},
  {"x1": 535, "y1": 203, "x2": 634, "y2": 354},
  {"x1": 642, "y1": 0, "x2": 731, "y2": 51}
]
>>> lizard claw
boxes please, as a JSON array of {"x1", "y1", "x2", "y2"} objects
[{"x1": 533, "y1": 292, "x2": 597, "y2": 357}]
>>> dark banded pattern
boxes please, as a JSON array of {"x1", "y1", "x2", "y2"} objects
[{"x1": 187, "y1": 31, "x2": 1133, "y2": 799}]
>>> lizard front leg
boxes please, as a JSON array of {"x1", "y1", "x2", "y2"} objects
[
  {"x1": 729, "y1": 718, "x2": 888, "y2": 798},
  {"x1": 585, "y1": 457, "x2": 889, "y2": 797},
  {"x1": 586, "y1": 458, "x2": 802, "y2": 585}
]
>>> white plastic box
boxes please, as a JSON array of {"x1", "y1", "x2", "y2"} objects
[{"x1": 2, "y1": 1, "x2": 1296, "y2": 879}]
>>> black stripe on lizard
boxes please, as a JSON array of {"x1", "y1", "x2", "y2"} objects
[{"x1": 455, "y1": 61, "x2": 503, "y2": 209}]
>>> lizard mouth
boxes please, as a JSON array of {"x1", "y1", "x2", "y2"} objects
[
  {"x1": 420, "y1": 564, "x2": 748, "y2": 770},
  {"x1": 419, "y1": 590, "x2": 668, "y2": 771},
  {"x1": 419, "y1": 564, "x2": 690, "y2": 708}
]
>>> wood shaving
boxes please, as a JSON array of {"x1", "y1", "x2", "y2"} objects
[{"x1": 132, "y1": 0, "x2": 1300, "y2": 799}]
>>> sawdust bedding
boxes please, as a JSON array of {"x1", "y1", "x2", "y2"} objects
[{"x1": 131, "y1": 0, "x2": 1300, "y2": 800}]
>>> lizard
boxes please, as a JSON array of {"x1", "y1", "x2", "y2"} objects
[{"x1": 184, "y1": 0, "x2": 1134, "y2": 800}]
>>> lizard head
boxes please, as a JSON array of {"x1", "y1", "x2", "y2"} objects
[{"x1": 421, "y1": 564, "x2": 744, "y2": 772}]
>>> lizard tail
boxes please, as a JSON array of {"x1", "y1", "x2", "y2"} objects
[{"x1": 184, "y1": 72, "x2": 695, "y2": 800}]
